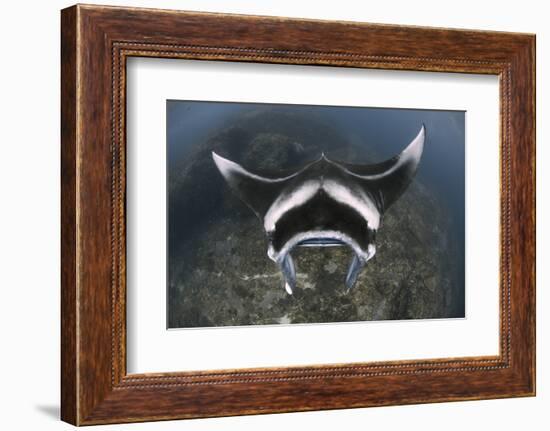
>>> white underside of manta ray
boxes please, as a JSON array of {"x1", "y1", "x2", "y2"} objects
[{"x1": 212, "y1": 125, "x2": 425, "y2": 294}]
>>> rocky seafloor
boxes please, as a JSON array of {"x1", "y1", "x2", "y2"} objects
[{"x1": 167, "y1": 108, "x2": 463, "y2": 328}]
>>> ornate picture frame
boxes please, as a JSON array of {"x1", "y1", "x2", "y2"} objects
[{"x1": 61, "y1": 4, "x2": 535, "y2": 425}]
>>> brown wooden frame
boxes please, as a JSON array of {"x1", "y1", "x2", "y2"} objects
[{"x1": 61, "y1": 4, "x2": 536, "y2": 426}]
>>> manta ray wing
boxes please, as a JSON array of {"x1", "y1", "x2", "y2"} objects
[
  {"x1": 212, "y1": 152, "x2": 297, "y2": 219},
  {"x1": 338, "y1": 125, "x2": 425, "y2": 212}
]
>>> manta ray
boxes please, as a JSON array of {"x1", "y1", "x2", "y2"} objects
[{"x1": 212, "y1": 125, "x2": 425, "y2": 294}]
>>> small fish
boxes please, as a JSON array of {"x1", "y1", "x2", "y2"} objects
[{"x1": 212, "y1": 125, "x2": 425, "y2": 294}]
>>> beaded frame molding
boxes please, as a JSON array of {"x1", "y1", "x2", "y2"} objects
[{"x1": 61, "y1": 4, "x2": 535, "y2": 425}]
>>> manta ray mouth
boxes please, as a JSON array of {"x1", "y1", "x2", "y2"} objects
[
  {"x1": 269, "y1": 231, "x2": 376, "y2": 295},
  {"x1": 297, "y1": 238, "x2": 346, "y2": 247}
]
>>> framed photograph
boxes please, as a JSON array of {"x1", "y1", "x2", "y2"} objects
[{"x1": 61, "y1": 4, "x2": 535, "y2": 425}]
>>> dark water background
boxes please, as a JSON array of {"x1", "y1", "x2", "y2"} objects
[{"x1": 167, "y1": 100, "x2": 465, "y2": 327}]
